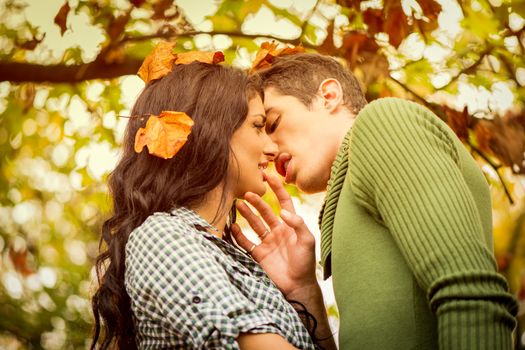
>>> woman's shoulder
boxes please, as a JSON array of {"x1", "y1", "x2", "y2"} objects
[{"x1": 126, "y1": 211, "x2": 208, "y2": 260}]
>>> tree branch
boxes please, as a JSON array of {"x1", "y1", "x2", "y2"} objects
[
  {"x1": 122, "y1": 30, "x2": 306, "y2": 46},
  {"x1": 469, "y1": 143, "x2": 514, "y2": 204},
  {"x1": 438, "y1": 47, "x2": 492, "y2": 91},
  {"x1": 1, "y1": 30, "x2": 316, "y2": 83},
  {"x1": 388, "y1": 75, "x2": 432, "y2": 107},
  {"x1": 0, "y1": 60, "x2": 143, "y2": 83}
]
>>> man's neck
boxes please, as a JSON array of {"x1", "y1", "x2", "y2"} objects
[{"x1": 330, "y1": 108, "x2": 356, "y2": 161}]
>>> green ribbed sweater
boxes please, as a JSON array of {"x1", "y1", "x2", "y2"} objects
[{"x1": 319, "y1": 98, "x2": 517, "y2": 349}]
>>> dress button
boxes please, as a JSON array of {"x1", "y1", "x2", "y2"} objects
[{"x1": 192, "y1": 296, "x2": 201, "y2": 304}]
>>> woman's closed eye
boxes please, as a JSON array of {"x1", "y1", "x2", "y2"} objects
[{"x1": 253, "y1": 122, "x2": 265, "y2": 133}]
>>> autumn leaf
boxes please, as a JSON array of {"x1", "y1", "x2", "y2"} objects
[
  {"x1": 475, "y1": 113, "x2": 525, "y2": 173},
  {"x1": 341, "y1": 31, "x2": 370, "y2": 68},
  {"x1": 250, "y1": 41, "x2": 305, "y2": 72},
  {"x1": 137, "y1": 41, "x2": 176, "y2": 83},
  {"x1": 18, "y1": 33, "x2": 46, "y2": 51},
  {"x1": 419, "y1": 0, "x2": 442, "y2": 19},
  {"x1": 9, "y1": 247, "x2": 35, "y2": 276},
  {"x1": 363, "y1": 9, "x2": 383, "y2": 35},
  {"x1": 152, "y1": 0, "x2": 174, "y2": 20},
  {"x1": 384, "y1": 4, "x2": 409, "y2": 47},
  {"x1": 107, "y1": 13, "x2": 130, "y2": 41},
  {"x1": 134, "y1": 111, "x2": 194, "y2": 159},
  {"x1": 445, "y1": 105, "x2": 470, "y2": 141},
  {"x1": 174, "y1": 51, "x2": 225, "y2": 65},
  {"x1": 251, "y1": 41, "x2": 279, "y2": 71},
  {"x1": 317, "y1": 20, "x2": 337, "y2": 56},
  {"x1": 130, "y1": 0, "x2": 146, "y2": 7},
  {"x1": 417, "y1": 0, "x2": 442, "y2": 32},
  {"x1": 54, "y1": 1, "x2": 70, "y2": 36}
]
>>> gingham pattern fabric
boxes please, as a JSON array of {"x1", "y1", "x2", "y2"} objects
[{"x1": 125, "y1": 207, "x2": 315, "y2": 349}]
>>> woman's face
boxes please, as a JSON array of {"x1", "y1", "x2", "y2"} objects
[{"x1": 229, "y1": 95, "x2": 277, "y2": 197}]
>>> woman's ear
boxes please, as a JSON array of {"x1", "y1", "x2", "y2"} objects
[{"x1": 318, "y1": 78, "x2": 344, "y2": 113}]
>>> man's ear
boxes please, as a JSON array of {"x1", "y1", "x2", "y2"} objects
[{"x1": 318, "y1": 78, "x2": 344, "y2": 113}]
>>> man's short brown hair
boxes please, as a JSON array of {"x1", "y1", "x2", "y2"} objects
[{"x1": 257, "y1": 53, "x2": 367, "y2": 115}]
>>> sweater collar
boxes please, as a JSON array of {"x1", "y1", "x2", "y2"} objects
[{"x1": 318, "y1": 128, "x2": 352, "y2": 279}]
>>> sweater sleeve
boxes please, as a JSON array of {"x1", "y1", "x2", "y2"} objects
[{"x1": 348, "y1": 98, "x2": 517, "y2": 350}]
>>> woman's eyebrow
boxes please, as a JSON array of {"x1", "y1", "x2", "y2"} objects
[{"x1": 251, "y1": 114, "x2": 267, "y2": 123}]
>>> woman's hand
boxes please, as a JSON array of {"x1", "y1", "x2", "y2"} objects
[{"x1": 231, "y1": 173, "x2": 318, "y2": 297}]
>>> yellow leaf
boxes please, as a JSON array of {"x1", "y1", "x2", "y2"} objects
[
  {"x1": 174, "y1": 51, "x2": 225, "y2": 65},
  {"x1": 137, "y1": 42, "x2": 177, "y2": 83},
  {"x1": 134, "y1": 111, "x2": 194, "y2": 159},
  {"x1": 250, "y1": 41, "x2": 305, "y2": 73}
]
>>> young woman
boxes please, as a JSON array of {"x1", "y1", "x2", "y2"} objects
[{"x1": 90, "y1": 54, "x2": 318, "y2": 349}]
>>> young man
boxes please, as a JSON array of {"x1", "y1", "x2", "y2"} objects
[{"x1": 232, "y1": 53, "x2": 518, "y2": 349}]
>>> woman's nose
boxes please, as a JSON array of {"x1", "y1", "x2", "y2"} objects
[{"x1": 262, "y1": 135, "x2": 279, "y2": 161}]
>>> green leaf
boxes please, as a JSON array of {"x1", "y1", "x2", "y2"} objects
[
  {"x1": 468, "y1": 72, "x2": 495, "y2": 89},
  {"x1": 207, "y1": 14, "x2": 240, "y2": 31},
  {"x1": 404, "y1": 58, "x2": 435, "y2": 94},
  {"x1": 303, "y1": 24, "x2": 318, "y2": 45},
  {"x1": 461, "y1": 7, "x2": 502, "y2": 40},
  {"x1": 266, "y1": 3, "x2": 302, "y2": 27}
]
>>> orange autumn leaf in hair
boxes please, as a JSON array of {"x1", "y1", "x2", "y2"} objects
[
  {"x1": 174, "y1": 50, "x2": 225, "y2": 65},
  {"x1": 250, "y1": 41, "x2": 305, "y2": 73},
  {"x1": 134, "y1": 111, "x2": 194, "y2": 159},
  {"x1": 137, "y1": 42, "x2": 176, "y2": 83}
]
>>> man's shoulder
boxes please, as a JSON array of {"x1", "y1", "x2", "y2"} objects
[
  {"x1": 352, "y1": 97, "x2": 453, "y2": 144},
  {"x1": 356, "y1": 97, "x2": 434, "y2": 124}
]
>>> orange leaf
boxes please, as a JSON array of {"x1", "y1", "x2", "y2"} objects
[
  {"x1": 54, "y1": 1, "x2": 70, "y2": 36},
  {"x1": 362, "y1": 9, "x2": 383, "y2": 35},
  {"x1": 474, "y1": 114, "x2": 525, "y2": 173},
  {"x1": 174, "y1": 51, "x2": 225, "y2": 65},
  {"x1": 9, "y1": 247, "x2": 35, "y2": 276},
  {"x1": 383, "y1": 3, "x2": 409, "y2": 47},
  {"x1": 137, "y1": 42, "x2": 177, "y2": 83},
  {"x1": 134, "y1": 111, "x2": 194, "y2": 159},
  {"x1": 419, "y1": 0, "x2": 442, "y2": 20},
  {"x1": 445, "y1": 106, "x2": 470, "y2": 141},
  {"x1": 250, "y1": 41, "x2": 305, "y2": 73}
]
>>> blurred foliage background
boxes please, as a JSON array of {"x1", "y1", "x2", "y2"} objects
[{"x1": 1, "y1": 0, "x2": 525, "y2": 348}]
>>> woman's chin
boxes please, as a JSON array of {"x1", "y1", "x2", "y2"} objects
[
  {"x1": 255, "y1": 185, "x2": 266, "y2": 197},
  {"x1": 247, "y1": 182, "x2": 266, "y2": 197}
]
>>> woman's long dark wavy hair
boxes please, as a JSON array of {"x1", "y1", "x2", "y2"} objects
[{"x1": 90, "y1": 62, "x2": 261, "y2": 349}]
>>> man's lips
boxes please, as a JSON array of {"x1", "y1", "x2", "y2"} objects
[{"x1": 275, "y1": 153, "x2": 292, "y2": 178}]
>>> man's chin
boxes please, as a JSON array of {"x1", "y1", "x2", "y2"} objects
[{"x1": 296, "y1": 175, "x2": 329, "y2": 194}]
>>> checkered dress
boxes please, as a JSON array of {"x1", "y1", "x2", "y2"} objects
[{"x1": 125, "y1": 207, "x2": 315, "y2": 349}]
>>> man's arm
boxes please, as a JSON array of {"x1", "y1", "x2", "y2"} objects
[{"x1": 349, "y1": 98, "x2": 517, "y2": 349}]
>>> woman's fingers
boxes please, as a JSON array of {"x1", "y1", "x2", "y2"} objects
[
  {"x1": 280, "y1": 209, "x2": 315, "y2": 246},
  {"x1": 230, "y1": 224, "x2": 260, "y2": 256},
  {"x1": 236, "y1": 200, "x2": 269, "y2": 233},
  {"x1": 265, "y1": 172, "x2": 296, "y2": 214},
  {"x1": 243, "y1": 192, "x2": 280, "y2": 229}
]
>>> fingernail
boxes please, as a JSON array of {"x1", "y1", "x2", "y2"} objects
[{"x1": 281, "y1": 209, "x2": 291, "y2": 219}]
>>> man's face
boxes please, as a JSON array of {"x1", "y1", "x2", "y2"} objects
[{"x1": 263, "y1": 87, "x2": 337, "y2": 193}]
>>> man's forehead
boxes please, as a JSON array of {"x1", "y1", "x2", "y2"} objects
[{"x1": 263, "y1": 86, "x2": 285, "y2": 113}]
